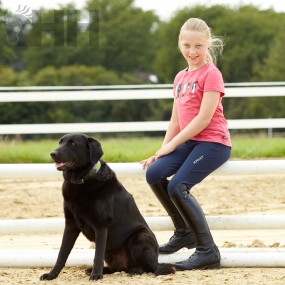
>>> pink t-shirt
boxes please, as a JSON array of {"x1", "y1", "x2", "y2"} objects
[{"x1": 173, "y1": 63, "x2": 231, "y2": 147}]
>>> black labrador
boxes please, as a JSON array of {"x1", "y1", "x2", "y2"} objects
[{"x1": 40, "y1": 133, "x2": 174, "y2": 281}]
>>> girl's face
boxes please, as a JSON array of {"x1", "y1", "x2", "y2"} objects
[{"x1": 179, "y1": 30, "x2": 210, "y2": 70}]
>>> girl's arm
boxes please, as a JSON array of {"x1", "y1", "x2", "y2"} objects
[
  {"x1": 155, "y1": 91, "x2": 220, "y2": 159},
  {"x1": 140, "y1": 99, "x2": 179, "y2": 169},
  {"x1": 162, "y1": 100, "x2": 180, "y2": 146}
]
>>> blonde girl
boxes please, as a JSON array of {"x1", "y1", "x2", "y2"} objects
[{"x1": 141, "y1": 18, "x2": 231, "y2": 270}]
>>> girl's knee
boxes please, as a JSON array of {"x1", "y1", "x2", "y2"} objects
[
  {"x1": 167, "y1": 180, "x2": 194, "y2": 197},
  {"x1": 145, "y1": 166, "x2": 160, "y2": 184},
  {"x1": 167, "y1": 180, "x2": 177, "y2": 197}
]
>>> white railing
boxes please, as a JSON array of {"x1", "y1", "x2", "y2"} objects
[
  {"x1": 2, "y1": 248, "x2": 285, "y2": 268},
  {"x1": 0, "y1": 82, "x2": 285, "y2": 135},
  {"x1": 1, "y1": 214, "x2": 285, "y2": 267},
  {"x1": 1, "y1": 83, "x2": 285, "y2": 269},
  {"x1": 0, "y1": 160, "x2": 285, "y2": 179}
]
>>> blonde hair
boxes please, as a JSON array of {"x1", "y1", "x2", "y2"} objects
[{"x1": 178, "y1": 18, "x2": 224, "y2": 65}]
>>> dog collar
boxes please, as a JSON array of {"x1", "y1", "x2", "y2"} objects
[
  {"x1": 93, "y1": 160, "x2": 101, "y2": 173},
  {"x1": 83, "y1": 161, "x2": 102, "y2": 181},
  {"x1": 72, "y1": 161, "x2": 102, "y2": 184}
]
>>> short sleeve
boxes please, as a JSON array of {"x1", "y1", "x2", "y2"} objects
[{"x1": 204, "y1": 68, "x2": 225, "y2": 97}]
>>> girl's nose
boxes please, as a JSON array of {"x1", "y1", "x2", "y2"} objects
[{"x1": 188, "y1": 47, "x2": 196, "y2": 54}]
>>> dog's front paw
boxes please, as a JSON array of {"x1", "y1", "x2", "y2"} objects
[
  {"x1": 40, "y1": 272, "x2": 58, "y2": 281},
  {"x1": 90, "y1": 273, "x2": 103, "y2": 281}
]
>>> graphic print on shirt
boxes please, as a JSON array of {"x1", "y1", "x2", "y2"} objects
[
  {"x1": 175, "y1": 81, "x2": 198, "y2": 98},
  {"x1": 191, "y1": 81, "x2": 197, "y2": 94}
]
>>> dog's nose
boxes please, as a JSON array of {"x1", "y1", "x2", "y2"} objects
[{"x1": 50, "y1": 151, "x2": 57, "y2": 158}]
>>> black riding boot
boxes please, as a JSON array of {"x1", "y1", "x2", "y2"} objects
[
  {"x1": 170, "y1": 184, "x2": 221, "y2": 270},
  {"x1": 149, "y1": 179, "x2": 196, "y2": 254}
]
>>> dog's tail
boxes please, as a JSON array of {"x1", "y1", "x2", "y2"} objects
[{"x1": 154, "y1": 263, "x2": 175, "y2": 275}]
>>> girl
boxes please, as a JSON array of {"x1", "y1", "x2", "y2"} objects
[{"x1": 141, "y1": 18, "x2": 231, "y2": 270}]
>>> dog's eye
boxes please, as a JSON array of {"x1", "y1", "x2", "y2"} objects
[{"x1": 68, "y1": 141, "x2": 76, "y2": 146}]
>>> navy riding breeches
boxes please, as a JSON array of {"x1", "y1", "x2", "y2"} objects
[{"x1": 146, "y1": 140, "x2": 231, "y2": 197}]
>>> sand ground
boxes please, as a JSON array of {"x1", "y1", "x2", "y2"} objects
[{"x1": 1, "y1": 173, "x2": 285, "y2": 284}]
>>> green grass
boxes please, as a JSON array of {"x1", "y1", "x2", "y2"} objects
[
  {"x1": 0, "y1": 140, "x2": 57, "y2": 163},
  {"x1": 231, "y1": 137, "x2": 285, "y2": 159},
  {"x1": 0, "y1": 136, "x2": 284, "y2": 163}
]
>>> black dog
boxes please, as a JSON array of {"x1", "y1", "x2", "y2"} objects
[{"x1": 40, "y1": 133, "x2": 175, "y2": 281}]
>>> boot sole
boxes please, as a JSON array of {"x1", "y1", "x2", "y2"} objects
[
  {"x1": 175, "y1": 262, "x2": 221, "y2": 271},
  {"x1": 201, "y1": 263, "x2": 221, "y2": 270},
  {"x1": 159, "y1": 242, "x2": 197, "y2": 254}
]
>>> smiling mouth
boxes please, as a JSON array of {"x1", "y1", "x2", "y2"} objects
[{"x1": 54, "y1": 161, "x2": 74, "y2": 170}]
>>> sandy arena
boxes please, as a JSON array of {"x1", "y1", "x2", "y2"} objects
[{"x1": 1, "y1": 173, "x2": 285, "y2": 284}]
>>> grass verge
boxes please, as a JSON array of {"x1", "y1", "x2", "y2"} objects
[{"x1": 0, "y1": 136, "x2": 284, "y2": 163}]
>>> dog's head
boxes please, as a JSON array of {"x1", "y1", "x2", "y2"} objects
[{"x1": 50, "y1": 133, "x2": 104, "y2": 183}]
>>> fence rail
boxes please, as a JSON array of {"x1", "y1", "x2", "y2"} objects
[
  {"x1": 2, "y1": 248, "x2": 285, "y2": 268},
  {"x1": 1, "y1": 83, "x2": 285, "y2": 269},
  {"x1": 0, "y1": 82, "x2": 285, "y2": 135},
  {"x1": 1, "y1": 83, "x2": 285, "y2": 100},
  {"x1": 1, "y1": 119, "x2": 285, "y2": 135},
  {"x1": 0, "y1": 160, "x2": 285, "y2": 179}
]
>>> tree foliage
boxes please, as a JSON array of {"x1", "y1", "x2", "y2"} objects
[{"x1": 0, "y1": 1, "x2": 285, "y2": 134}]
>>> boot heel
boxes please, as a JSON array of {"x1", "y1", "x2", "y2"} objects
[{"x1": 186, "y1": 241, "x2": 197, "y2": 249}]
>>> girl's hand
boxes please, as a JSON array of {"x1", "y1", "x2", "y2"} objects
[
  {"x1": 155, "y1": 143, "x2": 176, "y2": 160},
  {"x1": 140, "y1": 155, "x2": 155, "y2": 170}
]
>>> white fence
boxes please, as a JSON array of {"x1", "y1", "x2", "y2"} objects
[
  {"x1": 1, "y1": 248, "x2": 285, "y2": 268},
  {"x1": 0, "y1": 82, "x2": 285, "y2": 135},
  {"x1": 0, "y1": 160, "x2": 285, "y2": 179},
  {"x1": 2, "y1": 215, "x2": 285, "y2": 234},
  {"x1": 1, "y1": 83, "x2": 285, "y2": 268},
  {"x1": 1, "y1": 159, "x2": 285, "y2": 268},
  {"x1": 1, "y1": 215, "x2": 285, "y2": 268}
]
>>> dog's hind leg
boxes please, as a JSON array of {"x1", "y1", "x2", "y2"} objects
[
  {"x1": 128, "y1": 231, "x2": 175, "y2": 276},
  {"x1": 104, "y1": 248, "x2": 129, "y2": 274},
  {"x1": 137, "y1": 246, "x2": 175, "y2": 276},
  {"x1": 127, "y1": 232, "x2": 159, "y2": 274},
  {"x1": 130, "y1": 245, "x2": 159, "y2": 274}
]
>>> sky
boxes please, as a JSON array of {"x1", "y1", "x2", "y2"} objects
[{"x1": 1, "y1": 0, "x2": 284, "y2": 20}]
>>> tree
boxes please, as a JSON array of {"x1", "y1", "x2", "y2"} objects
[
  {"x1": 0, "y1": 7, "x2": 20, "y2": 67},
  {"x1": 22, "y1": 4, "x2": 82, "y2": 72},
  {"x1": 21, "y1": 0, "x2": 159, "y2": 75},
  {"x1": 218, "y1": 6, "x2": 280, "y2": 83},
  {"x1": 85, "y1": 0, "x2": 159, "y2": 73},
  {"x1": 255, "y1": 28, "x2": 285, "y2": 82},
  {"x1": 152, "y1": 5, "x2": 284, "y2": 83},
  {"x1": 247, "y1": 28, "x2": 285, "y2": 120}
]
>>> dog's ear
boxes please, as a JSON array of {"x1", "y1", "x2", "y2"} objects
[{"x1": 87, "y1": 137, "x2": 104, "y2": 164}]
